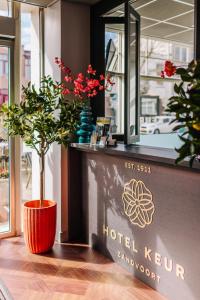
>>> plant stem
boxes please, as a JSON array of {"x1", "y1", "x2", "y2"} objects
[{"x1": 39, "y1": 141, "x2": 45, "y2": 207}]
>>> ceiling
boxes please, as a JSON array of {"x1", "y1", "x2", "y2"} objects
[
  {"x1": 103, "y1": 0, "x2": 194, "y2": 46},
  {"x1": 134, "y1": 0, "x2": 194, "y2": 45},
  {"x1": 67, "y1": 0, "x2": 100, "y2": 4},
  {"x1": 13, "y1": 0, "x2": 101, "y2": 8},
  {"x1": 15, "y1": 0, "x2": 194, "y2": 45}
]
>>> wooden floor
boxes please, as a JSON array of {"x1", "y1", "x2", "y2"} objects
[{"x1": 0, "y1": 237, "x2": 167, "y2": 300}]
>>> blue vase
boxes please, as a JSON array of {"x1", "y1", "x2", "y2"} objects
[{"x1": 76, "y1": 105, "x2": 94, "y2": 143}]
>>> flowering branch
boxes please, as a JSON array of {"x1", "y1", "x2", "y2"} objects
[
  {"x1": 55, "y1": 57, "x2": 114, "y2": 101},
  {"x1": 160, "y1": 61, "x2": 177, "y2": 78}
]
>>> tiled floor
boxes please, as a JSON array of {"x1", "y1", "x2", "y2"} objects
[{"x1": 0, "y1": 237, "x2": 168, "y2": 300}]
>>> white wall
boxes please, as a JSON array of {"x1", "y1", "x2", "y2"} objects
[
  {"x1": 41, "y1": 0, "x2": 90, "y2": 242},
  {"x1": 44, "y1": 0, "x2": 62, "y2": 241},
  {"x1": 31, "y1": 7, "x2": 41, "y2": 201}
]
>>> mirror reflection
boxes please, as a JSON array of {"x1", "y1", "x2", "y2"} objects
[{"x1": 105, "y1": 24, "x2": 125, "y2": 134}]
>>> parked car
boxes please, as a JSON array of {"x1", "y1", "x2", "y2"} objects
[{"x1": 140, "y1": 116, "x2": 178, "y2": 134}]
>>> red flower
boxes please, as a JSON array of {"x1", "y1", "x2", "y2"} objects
[
  {"x1": 74, "y1": 80, "x2": 85, "y2": 93},
  {"x1": 106, "y1": 74, "x2": 115, "y2": 86},
  {"x1": 55, "y1": 57, "x2": 59, "y2": 64},
  {"x1": 88, "y1": 89, "x2": 98, "y2": 98},
  {"x1": 55, "y1": 58, "x2": 115, "y2": 100},
  {"x1": 165, "y1": 61, "x2": 176, "y2": 77},
  {"x1": 161, "y1": 60, "x2": 177, "y2": 78},
  {"x1": 87, "y1": 79, "x2": 100, "y2": 89},
  {"x1": 64, "y1": 76, "x2": 72, "y2": 83},
  {"x1": 99, "y1": 85, "x2": 104, "y2": 91},
  {"x1": 73, "y1": 88, "x2": 81, "y2": 96},
  {"x1": 63, "y1": 66, "x2": 72, "y2": 75},
  {"x1": 100, "y1": 74, "x2": 105, "y2": 81},
  {"x1": 62, "y1": 88, "x2": 70, "y2": 95},
  {"x1": 87, "y1": 64, "x2": 96, "y2": 75},
  {"x1": 77, "y1": 73, "x2": 85, "y2": 83}
]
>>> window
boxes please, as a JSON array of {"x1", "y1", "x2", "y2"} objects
[
  {"x1": 0, "y1": 0, "x2": 12, "y2": 17},
  {"x1": 24, "y1": 57, "x2": 31, "y2": 80},
  {"x1": 0, "y1": 53, "x2": 8, "y2": 76},
  {"x1": 0, "y1": 2, "x2": 43, "y2": 236},
  {"x1": 0, "y1": 44, "x2": 13, "y2": 235},
  {"x1": 131, "y1": 0, "x2": 194, "y2": 149},
  {"x1": 173, "y1": 46, "x2": 191, "y2": 62},
  {"x1": 141, "y1": 96, "x2": 159, "y2": 116},
  {"x1": 105, "y1": 26, "x2": 125, "y2": 134},
  {"x1": 0, "y1": 61, "x2": 3, "y2": 76},
  {"x1": 20, "y1": 3, "x2": 40, "y2": 205}
]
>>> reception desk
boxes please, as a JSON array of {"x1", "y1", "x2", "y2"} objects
[{"x1": 68, "y1": 144, "x2": 200, "y2": 300}]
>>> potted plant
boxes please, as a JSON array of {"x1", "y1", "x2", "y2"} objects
[
  {"x1": 161, "y1": 60, "x2": 200, "y2": 166},
  {"x1": 1, "y1": 60, "x2": 113, "y2": 253},
  {"x1": 0, "y1": 75, "x2": 82, "y2": 253}
]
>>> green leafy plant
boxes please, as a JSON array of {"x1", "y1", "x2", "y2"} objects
[
  {"x1": 0, "y1": 76, "x2": 83, "y2": 206},
  {"x1": 161, "y1": 60, "x2": 200, "y2": 166}
]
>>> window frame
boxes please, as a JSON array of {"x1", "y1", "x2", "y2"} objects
[
  {"x1": 105, "y1": 19, "x2": 125, "y2": 137},
  {"x1": 92, "y1": 0, "x2": 199, "y2": 151},
  {"x1": 0, "y1": 3, "x2": 45, "y2": 237},
  {"x1": 91, "y1": 0, "x2": 140, "y2": 144},
  {"x1": 0, "y1": 39, "x2": 15, "y2": 238}
]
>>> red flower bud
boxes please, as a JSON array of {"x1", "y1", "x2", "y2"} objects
[
  {"x1": 64, "y1": 76, "x2": 72, "y2": 83},
  {"x1": 87, "y1": 64, "x2": 96, "y2": 75},
  {"x1": 161, "y1": 60, "x2": 176, "y2": 78},
  {"x1": 62, "y1": 88, "x2": 70, "y2": 95},
  {"x1": 55, "y1": 59, "x2": 115, "y2": 99},
  {"x1": 99, "y1": 85, "x2": 104, "y2": 91},
  {"x1": 160, "y1": 71, "x2": 165, "y2": 78}
]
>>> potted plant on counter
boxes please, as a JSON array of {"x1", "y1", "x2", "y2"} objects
[
  {"x1": 161, "y1": 60, "x2": 200, "y2": 166},
  {"x1": 0, "y1": 75, "x2": 82, "y2": 253}
]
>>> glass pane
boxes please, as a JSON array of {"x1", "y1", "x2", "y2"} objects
[
  {"x1": 0, "y1": 46, "x2": 10, "y2": 233},
  {"x1": 147, "y1": 58, "x2": 165, "y2": 77},
  {"x1": 131, "y1": 0, "x2": 194, "y2": 149},
  {"x1": 141, "y1": 96, "x2": 158, "y2": 116},
  {"x1": 20, "y1": 4, "x2": 40, "y2": 207},
  {"x1": 105, "y1": 24, "x2": 125, "y2": 134},
  {"x1": 0, "y1": 0, "x2": 12, "y2": 17}
]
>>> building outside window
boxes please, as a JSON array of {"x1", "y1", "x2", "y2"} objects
[{"x1": 105, "y1": 26, "x2": 125, "y2": 134}]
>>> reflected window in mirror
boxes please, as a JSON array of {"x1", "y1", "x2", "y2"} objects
[{"x1": 105, "y1": 24, "x2": 125, "y2": 135}]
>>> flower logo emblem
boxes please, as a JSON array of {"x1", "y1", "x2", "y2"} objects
[{"x1": 122, "y1": 179, "x2": 154, "y2": 228}]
